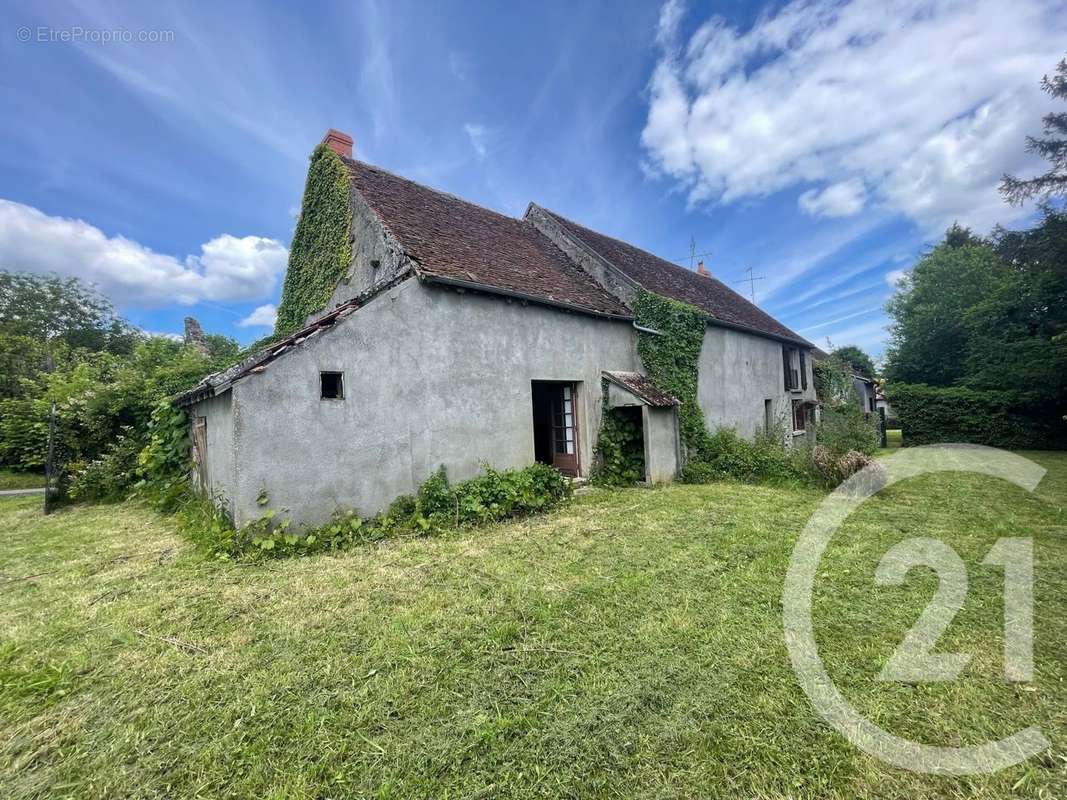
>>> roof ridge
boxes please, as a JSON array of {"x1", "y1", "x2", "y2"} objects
[
  {"x1": 342, "y1": 156, "x2": 525, "y2": 227},
  {"x1": 520, "y1": 216, "x2": 638, "y2": 311},
  {"x1": 541, "y1": 205, "x2": 734, "y2": 290},
  {"x1": 537, "y1": 205, "x2": 810, "y2": 346}
]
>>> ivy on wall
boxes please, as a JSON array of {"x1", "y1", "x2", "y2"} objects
[
  {"x1": 591, "y1": 406, "x2": 645, "y2": 486},
  {"x1": 632, "y1": 290, "x2": 712, "y2": 459},
  {"x1": 274, "y1": 145, "x2": 353, "y2": 335}
]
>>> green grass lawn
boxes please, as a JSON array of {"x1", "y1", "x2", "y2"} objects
[
  {"x1": 1, "y1": 453, "x2": 1065, "y2": 799},
  {"x1": 0, "y1": 470, "x2": 45, "y2": 491}
]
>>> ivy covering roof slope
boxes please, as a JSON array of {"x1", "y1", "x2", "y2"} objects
[
  {"x1": 343, "y1": 158, "x2": 632, "y2": 318},
  {"x1": 535, "y1": 206, "x2": 811, "y2": 345}
]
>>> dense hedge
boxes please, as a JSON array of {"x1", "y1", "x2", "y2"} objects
[
  {"x1": 274, "y1": 144, "x2": 353, "y2": 334},
  {"x1": 886, "y1": 383, "x2": 1067, "y2": 449}
]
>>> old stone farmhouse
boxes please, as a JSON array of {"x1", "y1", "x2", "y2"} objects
[{"x1": 177, "y1": 130, "x2": 817, "y2": 527}]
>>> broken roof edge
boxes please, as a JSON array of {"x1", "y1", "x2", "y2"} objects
[
  {"x1": 172, "y1": 272, "x2": 414, "y2": 408},
  {"x1": 602, "y1": 371, "x2": 680, "y2": 408}
]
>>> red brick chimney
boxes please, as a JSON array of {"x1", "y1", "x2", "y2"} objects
[
  {"x1": 697, "y1": 260, "x2": 710, "y2": 277},
  {"x1": 322, "y1": 128, "x2": 353, "y2": 158}
]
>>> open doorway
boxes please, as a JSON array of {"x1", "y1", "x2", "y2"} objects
[{"x1": 531, "y1": 381, "x2": 580, "y2": 476}]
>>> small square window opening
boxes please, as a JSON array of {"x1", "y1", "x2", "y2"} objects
[{"x1": 320, "y1": 371, "x2": 344, "y2": 400}]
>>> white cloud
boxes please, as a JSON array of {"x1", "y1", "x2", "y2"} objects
[
  {"x1": 238, "y1": 303, "x2": 278, "y2": 328},
  {"x1": 799, "y1": 179, "x2": 866, "y2": 218},
  {"x1": 0, "y1": 199, "x2": 288, "y2": 307},
  {"x1": 885, "y1": 268, "x2": 909, "y2": 288},
  {"x1": 656, "y1": 0, "x2": 685, "y2": 47},
  {"x1": 449, "y1": 51, "x2": 470, "y2": 82},
  {"x1": 464, "y1": 123, "x2": 488, "y2": 159},
  {"x1": 141, "y1": 330, "x2": 183, "y2": 342},
  {"x1": 641, "y1": 0, "x2": 1067, "y2": 232},
  {"x1": 799, "y1": 305, "x2": 883, "y2": 333},
  {"x1": 821, "y1": 317, "x2": 892, "y2": 354}
]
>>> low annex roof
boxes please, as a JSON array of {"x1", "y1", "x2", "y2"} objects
[{"x1": 602, "y1": 371, "x2": 680, "y2": 407}]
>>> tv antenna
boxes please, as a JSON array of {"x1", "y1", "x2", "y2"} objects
[
  {"x1": 672, "y1": 236, "x2": 713, "y2": 270},
  {"x1": 735, "y1": 266, "x2": 766, "y2": 304}
]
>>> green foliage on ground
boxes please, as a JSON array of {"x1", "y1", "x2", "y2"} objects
[
  {"x1": 680, "y1": 428, "x2": 806, "y2": 485},
  {"x1": 3, "y1": 451, "x2": 1066, "y2": 798},
  {"x1": 133, "y1": 401, "x2": 192, "y2": 511},
  {"x1": 274, "y1": 144, "x2": 354, "y2": 335},
  {"x1": 184, "y1": 462, "x2": 573, "y2": 560},
  {"x1": 591, "y1": 408, "x2": 645, "y2": 486},
  {"x1": 0, "y1": 270, "x2": 240, "y2": 500},
  {"x1": 886, "y1": 383, "x2": 1067, "y2": 449},
  {"x1": 67, "y1": 431, "x2": 143, "y2": 503},
  {"x1": 813, "y1": 352, "x2": 859, "y2": 407},
  {"x1": 816, "y1": 403, "x2": 880, "y2": 457}
]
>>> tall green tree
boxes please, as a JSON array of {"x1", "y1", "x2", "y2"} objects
[
  {"x1": 1001, "y1": 56, "x2": 1067, "y2": 205},
  {"x1": 884, "y1": 239, "x2": 1007, "y2": 386},
  {"x1": 885, "y1": 212, "x2": 1067, "y2": 408},
  {"x1": 0, "y1": 271, "x2": 135, "y2": 354},
  {"x1": 830, "y1": 345, "x2": 875, "y2": 379}
]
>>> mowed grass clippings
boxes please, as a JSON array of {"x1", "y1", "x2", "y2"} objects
[{"x1": 0, "y1": 453, "x2": 1064, "y2": 799}]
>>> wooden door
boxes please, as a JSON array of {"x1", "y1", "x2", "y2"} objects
[{"x1": 550, "y1": 383, "x2": 579, "y2": 476}]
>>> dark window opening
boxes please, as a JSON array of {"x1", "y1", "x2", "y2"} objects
[
  {"x1": 784, "y1": 346, "x2": 807, "y2": 391},
  {"x1": 320, "y1": 371, "x2": 344, "y2": 400},
  {"x1": 531, "y1": 380, "x2": 580, "y2": 476},
  {"x1": 792, "y1": 399, "x2": 807, "y2": 432}
]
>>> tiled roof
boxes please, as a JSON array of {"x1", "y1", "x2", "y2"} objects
[
  {"x1": 344, "y1": 159, "x2": 632, "y2": 318},
  {"x1": 602, "y1": 371, "x2": 679, "y2": 407},
  {"x1": 541, "y1": 208, "x2": 811, "y2": 345}
]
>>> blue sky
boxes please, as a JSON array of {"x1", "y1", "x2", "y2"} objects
[{"x1": 2, "y1": 0, "x2": 1064, "y2": 357}]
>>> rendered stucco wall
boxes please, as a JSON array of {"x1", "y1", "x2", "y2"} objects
[
  {"x1": 228, "y1": 279, "x2": 639, "y2": 527},
  {"x1": 696, "y1": 326, "x2": 816, "y2": 442},
  {"x1": 313, "y1": 186, "x2": 411, "y2": 322},
  {"x1": 852, "y1": 377, "x2": 875, "y2": 413},
  {"x1": 191, "y1": 392, "x2": 236, "y2": 518},
  {"x1": 642, "y1": 406, "x2": 680, "y2": 484},
  {"x1": 605, "y1": 380, "x2": 681, "y2": 484}
]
